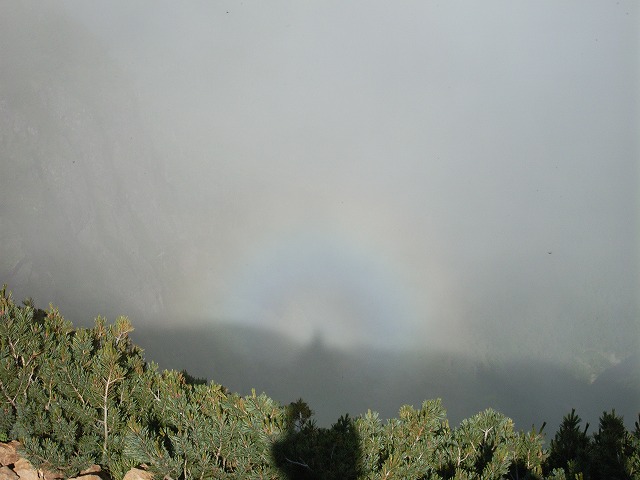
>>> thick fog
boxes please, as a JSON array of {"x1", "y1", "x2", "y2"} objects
[{"x1": 1, "y1": 1, "x2": 638, "y2": 428}]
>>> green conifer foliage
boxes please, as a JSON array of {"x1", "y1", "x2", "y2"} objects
[
  {"x1": 3, "y1": 287, "x2": 638, "y2": 480},
  {"x1": 510, "y1": 422, "x2": 547, "y2": 479},
  {"x1": 628, "y1": 414, "x2": 640, "y2": 478},
  {"x1": 0, "y1": 285, "x2": 49, "y2": 440},
  {"x1": 546, "y1": 409, "x2": 590, "y2": 479},
  {"x1": 354, "y1": 409, "x2": 386, "y2": 476},
  {"x1": 124, "y1": 370, "x2": 283, "y2": 479},
  {"x1": 438, "y1": 408, "x2": 544, "y2": 479},
  {"x1": 284, "y1": 398, "x2": 315, "y2": 433},
  {"x1": 272, "y1": 400, "x2": 362, "y2": 480},
  {"x1": 376, "y1": 399, "x2": 450, "y2": 478},
  {"x1": 11, "y1": 309, "x2": 98, "y2": 476},
  {"x1": 590, "y1": 409, "x2": 634, "y2": 480},
  {"x1": 11, "y1": 309, "x2": 146, "y2": 478}
]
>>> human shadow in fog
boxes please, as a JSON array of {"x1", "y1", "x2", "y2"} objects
[{"x1": 272, "y1": 399, "x2": 362, "y2": 480}]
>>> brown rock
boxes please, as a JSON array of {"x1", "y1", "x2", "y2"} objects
[
  {"x1": 68, "y1": 464, "x2": 110, "y2": 480},
  {"x1": 122, "y1": 467, "x2": 154, "y2": 480},
  {"x1": 0, "y1": 465, "x2": 18, "y2": 480},
  {"x1": 79, "y1": 465, "x2": 103, "y2": 475},
  {"x1": 12, "y1": 458, "x2": 38, "y2": 480},
  {"x1": 0, "y1": 443, "x2": 19, "y2": 467},
  {"x1": 40, "y1": 468, "x2": 65, "y2": 480}
]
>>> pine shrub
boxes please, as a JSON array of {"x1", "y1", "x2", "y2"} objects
[{"x1": 2, "y1": 286, "x2": 638, "y2": 479}]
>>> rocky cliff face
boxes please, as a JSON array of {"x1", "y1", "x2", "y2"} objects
[{"x1": 0, "y1": 2, "x2": 184, "y2": 322}]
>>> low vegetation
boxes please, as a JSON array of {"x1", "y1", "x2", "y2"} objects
[{"x1": 1, "y1": 285, "x2": 638, "y2": 479}]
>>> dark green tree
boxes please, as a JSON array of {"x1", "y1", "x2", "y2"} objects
[
  {"x1": 628, "y1": 414, "x2": 640, "y2": 478},
  {"x1": 546, "y1": 409, "x2": 590, "y2": 479},
  {"x1": 272, "y1": 399, "x2": 362, "y2": 480},
  {"x1": 180, "y1": 369, "x2": 208, "y2": 386},
  {"x1": 284, "y1": 398, "x2": 315, "y2": 432},
  {"x1": 589, "y1": 410, "x2": 633, "y2": 480}
]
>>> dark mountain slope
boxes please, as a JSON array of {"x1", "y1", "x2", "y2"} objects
[{"x1": 132, "y1": 322, "x2": 640, "y2": 432}]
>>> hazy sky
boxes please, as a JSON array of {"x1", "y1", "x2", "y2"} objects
[{"x1": 2, "y1": 1, "x2": 639, "y2": 369}]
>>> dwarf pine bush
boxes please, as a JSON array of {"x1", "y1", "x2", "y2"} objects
[{"x1": 2, "y1": 285, "x2": 638, "y2": 480}]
